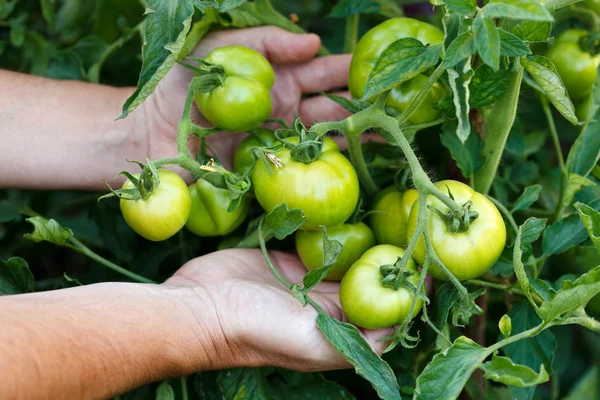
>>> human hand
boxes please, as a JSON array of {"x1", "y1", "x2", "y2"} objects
[
  {"x1": 164, "y1": 249, "x2": 390, "y2": 372},
  {"x1": 137, "y1": 26, "x2": 352, "y2": 170}
]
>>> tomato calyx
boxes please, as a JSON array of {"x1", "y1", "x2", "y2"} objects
[
  {"x1": 579, "y1": 32, "x2": 600, "y2": 56},
  {"x1": 276, "y1": 118, "x2": 324, "y2": 164},
  {"x1": 428, "y1": 200, "x2": 479, "y2": 234},
  {"x1": 177, "y1": 58, "x2": 226, "y2": 94},
  {"x1": 200, "y1": 160, "x2": 252, "y2": 212},
  {"x1": 99, "y1": 160, "x2": 161, "y2": 202},
  {"x1": 379, "y1": 257, "x2": 417, "y2": 291}
]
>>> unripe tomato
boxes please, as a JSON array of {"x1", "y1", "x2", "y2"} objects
[
  {"x1": 296, "y1": 222, "x2": 376, "y2": 281},
  {"x1": 233, "y1": 128, "x2": 278, "y2": 176},
  {"x1": 407, "y1": 180, "x2": 506, "y2": 281},
  {"x1": 340, "y1": 244, "x2": 423, "y2": 329},
  {"x1": 584, "y1": 0, "x2": 600, "y2": 13},
  {"x1": 546, "y1": 30, "x2": 600, "y2": 100},
  {"x1": 252, "y1": 137, "x2": 360, "y2": 230},
  {"x1": 369, "y1": 187, "x2": 418, "y2": 247},
  {"x1": 195, "y1": 46, "x2": 275, "y2": 132},
  {"x1": 120, "y1": 170, "x2": 191, "y2": 241},
  {"x1": 186, "y1": 178, "x2": 250, "y2": 237},
  {"x1": 349, "y1": 17, "x2": 445, "y2": 124}
]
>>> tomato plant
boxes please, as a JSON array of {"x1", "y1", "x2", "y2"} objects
[{"x1": 3, "y1": 1, "x2": 600, "y2": 399}]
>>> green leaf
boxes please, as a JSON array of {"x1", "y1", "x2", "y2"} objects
[
  {"x1": 502, "y1": 302, "x2": 556, "y2": 400},
  {"x1": 442, "y1": 0, "x2": 477, "y2": 15},
  {"x1": 155, "y1": 381, "x2": 175, "y2": 400},
  {"x1": 542, "y1": 214, "x2": 590, "y2": 256},
  {"x1": 559, "y1": 174, "x2": 595, "y2": 212},
  {"x1": 328, "y1": 0, "x2": 380, "y2": 17},
  {"x1": 514, "y1": 218, "x2": 547, "y2": 305},
  {"x1": 218, "y1": 368, "x2": 273, "y2": 400},
  {"x1": 0, "y1": 257, "x2": 35, "y2": 295},
  {"x1": 434, "y1": 283, "x2": 485, "y2": 328},
  {"x1": 482, "y1": 356, "x2": 549, "y2": 388},
  {"x1": 512, "y1": 185, "x2": 542, "y2": 213},
  {"x1": 521, "y1": 55, "x2": 578, "y2": 125},
  {"x1": 316, "y1": 312, "x2": 401, "y2": 400},
  {"x1": 443, "y1": 31, "x2": 476, "y2": 69},
  {"x1": 24, "y1": 216, "x2": 73, "y2": 245},
  {"x1": 415, "y1": 337, "x2": 487, "y2": 400},
  {"x1": 120, "y1": 1, "x2": 194, "y2": 119},
  {"x1": 440, "y1": 123, "x2": 485, "y2": 178},
  {"x1": 0, "y1": 198, "x2": 22, "y2": 223},
  {"x1": 563, "y1": 366, "x2": 599, "y2": 400},
  {"x1": 576, "y1": 203, "x2": 600, "y2": 253},
  {"x1": 498, "y1": 28, "x2": 531, "y2": 57},
  {"x1": 62, "y1": 273, "x2": 83, "y2": 288},
  {"x1": 473, "y1": 15, "x2": 501, "y2": 71},
  {"x1": 322, "y1": 92, "x2": 370, "y2": 114},
  {"x1": 301, "y1": 227, "x2": 343, "y2": 293},
  {"x1": 269, "y1": 370, "x2": 354, "y2": 399},
  {"x1": 362, "y1": 39, "x2": 443, "y2": 101},
  {"x1": 447, "y1": 60, "x2": 474, "y2": 143},
  {"x1": 263, "y1": 203, "x2": 306, "y2": 240},
  {"x1": 483, "y1": 0, "x2": 554, "y2": 22},
  {"x1": 469, "y1": 65, "x2": 513, "y2": 108},
  {"x1": 216, "y1": 0, "x2": 248, "y2": 13},
  {"x1": 538, "y1": 266, "x2": 600, "y2": 322},
  {"x1": 512, "y1": 21, "x2": 551, "y2": 42}
]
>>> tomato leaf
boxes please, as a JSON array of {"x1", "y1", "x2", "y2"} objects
[
  {"x1": 24, "y1": 216, "x2": 73, "y2": 245},
  {"x1": 538, "y1": 266, "x2": 600, "y2": 322},
  {"x1": 322, "y1": 92, "x2": 370, "y2": 114},
  {"x1": 513, "y1": 218, "x2": 547, "y2": 306},
  {"x1": 316, "y1": 312, "x2": 401, "y2": 400},
  {"x1": 473, "y1": 15, "x2": 500, "y2": 71},
  {"x1": 301, "y1": 227, "x2": 343, "y2": 293},
  {"x1": 521, "y1": 55, "x2": 578, "y2": 125},
  {"x1": 443, "y1": 31, "x2": 476, "y2": 69},
  {"x1": 328, "y1": 0, "x2": 380, "y2": 17},
  {"x1": 575, "y1": 203, "x2": 600, "y2": 253},
  {"x1": 415, "y1": 337, "x2": 487, "y2": 400},
  {"x1": 440, "y1": 122, "x2": 485, "y2": 178},
  {"x1": 482, "y1": 0, "x2": 554, "y2": 22},
  {"x1": 361, "y1": 38, "x2": 443, "y2": 101},
  {"x1": 512, "y1": 21, "x2": 551, "y2": 42},
  {"x1": 263, "y1": 203, "x2": 306, "y2": 240},
  {"x1": 559, "y1": 174, "x2": 595, "y2": 213},
  {"x1": 512, "y1": 184, "x2": 542, "y2": 213},
  {"x1": 155, "y1": 381, "x2": 175, "y2": 400},
  {"x1": 0, "y1": 257, "x2": 34, "y2": 295},
  {"x1": 562, "y1": 366, "x2": 600, "y2": 399},
  {"x1": 498, "y1": 28, "x2": 531, "y2": 57},
  {"x1": 434, "y1": 283, "x2": 485, "y2": 329},
  {"x1": 469, "y1": 65, "x2": 513, "y2": 108},
  {"x1": 542, "y1": 214, "x2": 590, "y2": 257},
  {"x1": 442, "y1": 0, "x2": 476, "y2": 15},
  {"x1": 447, "y1": 60, "x2": 474, "y2": 143},
  {"x1": 218, "y1": 368, "x2": 273, "y2": 400},
  {"x1": 481, "y1": 355, "x2": 549, "y2": 387}
]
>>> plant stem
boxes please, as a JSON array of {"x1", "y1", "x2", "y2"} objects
[
  {"x1": 258, "y1": 219, "x2": 292, "y2": 290},
  {"x1": 468, "y1": 279, "x2": 528, "y2": 298},
  {"x1": 397, "y1": 64, "x2": 446, "y2": 125},
  {"x1": 67, "y1": 238, "x2": 156, "y2": 284},
  {"x1": 181, "y1": 377, "x2": 188, "y2": 400},
  {"x1": 474, "y1": 66, "x2": 523, "y2": 194},
  {"x1": 486, "y1": 194, "x2": 519, "y2": 236},
  {"x1": 344, "y1": 14, "x2": 360, "y2": 54},
  {"x1": 542, "y1": 97, "x2": 566, "y2": 174},
  {"x1": 346, "y1": 134, "x2": 378, "y2": 196}
]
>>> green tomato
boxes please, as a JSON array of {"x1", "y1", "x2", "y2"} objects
[
  {"x1": 546, "y1": 30, "x2": 600, "y2": 101},
  {"x1": 296, "y1": 222, "x2": 376, "y2": 281},
  {"x1": 407, "y1": 180, "x2": 506, "y2": 281},
  {"x1": 575, "y1": 94, "x2": 594, "y2": 123},
  {"x1": 584, "y1": 0, "x2": 600, "y2": 13},
  {"x1": 120, "y1": 170, "x2": 191, "y2": 241},
  {"x1": 369, "y1": 187, "x2": 418, "y2": 247},
  {"x1": 186, "y1": 178, "x2": 250, "y2": 237},
  {"x1": 252, "y1": 137, "x2": 360, "y2": 230},
  {"x1": 195, "y1": 46, "x2": 275, "y2": 132},
  {"x1": 340, "y1": 244, "x2": 423, "y2": 329},
  {"x1": 349, "y1": 17, "x2": 446, "y2": 124},
  {"x1": 233, "y1": 128, "x2": 278, "y2": 176}
]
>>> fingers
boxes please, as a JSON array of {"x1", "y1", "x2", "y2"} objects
[
  {"x1": 298, "y1": 91, "x2": 353, "y2": 124},
  {"x1": 290, "y1": 54, "x2": 352, "y2": 93},
  {"x1": 362, "y1": 328, "x2": 394, "y2": 355},
  {"x1": 195, "y1": 26, "x2": 321, "y2": 64}
]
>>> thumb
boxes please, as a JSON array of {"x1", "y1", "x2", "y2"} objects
[{"x1": 193, "y1": 26, "x2": 321, "y2": 64}]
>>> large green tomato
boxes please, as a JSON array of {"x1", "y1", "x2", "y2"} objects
[
  {"x1": 407, "y1": 180, "x2": 506, "y2": 280},
  {"x1": 546, "y1": 30, "x2": 600, "y2": 100},
  {"x1": 120, "y1": 170, "x2": 191, "y2": 241},
  {"x1": 195, "y1": 46, "x2": 274, "y2": 132},
  {"x1": 233, "y1": 128, "x2": 278, "y2": 176},
  {"x1": 252, "y1": 137, "x2": 360, "y2": 230},
  {"x1": 186, "y1": 178, "x2": 250, "y2": 237},
  {"x1": 584, "y1": 0, "x2": 600, "y2": 13},
  {"x1": 349, "y1": 17, "x2": 446, "y2": 124},
  {"x1": 340, "y1": 244, "x2": 423, "y2": 329},
  {"x1": 296, "y1": 222, "x2": 376, "y2": 281},
  {"x1": 369, "y1": 187, "x2": 418, "y2": 247}
]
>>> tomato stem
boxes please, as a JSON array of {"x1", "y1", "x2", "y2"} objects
[
  {"x1": 344, "y1": 14, "x2": 359, "y2": 54},
  {"x1": 346, "y1": 134, "x2": 378, "y2": 196}
]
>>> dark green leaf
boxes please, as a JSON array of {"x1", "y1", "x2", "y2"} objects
[
  {"x1": 0, "y1": 257, "x2": 35, "y2": 295},
  {"x1": 482, "y1": 355, "x2": 549, "y2": 387},
  {"x1": 0, "y1": 199, "x2": 22, "y2": 223},
  {"x1": 499, "y1": 28, "x2": 531, "y2": 57},
  {"x1": 362, "y1": 39, "x2": 443, "y2": 100},
  {"x1": 24, "y1": 216, "x2": 73, "y2": 245},
  {"x1": 576, "y1": 202, "x2": 600, "y2": 253},
  {"x1": 483, "y1": 0, "x2": 554, "y2": 22},
  {"x1": 469, "y1": 65, "x2": 513, "y2": 108},
  {"x1": 217, "y1": 0, "x2": 248, "y2": 13},
  {"x1": 473, "y1": 15, "x2": 501, "y2": 71},
  {"x1": 512, "y1": 185, "x2": 542, "y2": 212},
  {"x1": 263, "y1": 203, "x2": 306, "y2": 240},
  {"x1": 316, "y1": 313, "x2": 401, "y2": 400},
  {"x1": 512, "y1": 21, "x2": 551, "y2": 42},
  {"x1": 440, "y1": 123, "x2": 485, "y2": 178},
  {"x1": 328, "y1": 0, "x2": 380, "y2": 17},
  {"x1": 194, "y1": 371, "x2": 222, "y2": 400},
  {"x1": 559, "y1": 174, "x2": 594, "y2": 212},
  {"x1": 415, "y1": 337, "x2": 487, "y2": 400},
  {"x1": 322, "y1": 92, "x2": 369, "y2": 114},
  {"x1": 218, "y1": 368, "x2": 273, "y2": 400},
  {"x1": 155, "y1": 381, "x2": 175, "y2": 400},
  {"x1": 563, "y1": 366, "x2": 599, "y2": 400},
  {"x1": 447, "y1": 60, "x2": 474, "y2": 143},
  {"x1": 490, "y1": 250, "x2": 515, "y2": 277},
  {"x1": 269, "y1": 370, "x2": 355, "y2": 400},
  {"x1": 443, "y1": 31, "x2": 476, "y2": 69},
  {"x1": 521, "y1": 56, "x2": 578, "y2": 125},
  {"x1": 62, "y1": 273, "x2": 83, "y2": 288},
  {"x1": 542, "y1": 214, "x2": 590, "y2": 256},
  {"x1": 442, "y1": 0, "x2": 477, "y2": 15},
  {"x1": 514, "y1": 218, "x2": 547, "y2": 304}
]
